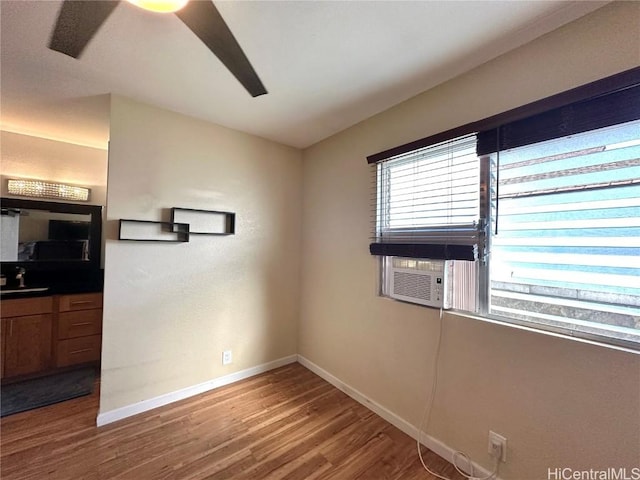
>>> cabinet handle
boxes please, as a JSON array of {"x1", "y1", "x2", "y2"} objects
[
  {"x1": 9, "y1": 319, "x2": 13, "y2": 336},
  {"x1": 70, "y1": 300, "x2": 94, "y2": 306},
  {"x1": 71, "y1": 322, "x2": 92, "y2": 327},
  {"x1": 70, "y1": 348, "x2": 92, "y2": 355}
]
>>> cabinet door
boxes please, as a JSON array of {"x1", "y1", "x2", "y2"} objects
[
  {"x1": 4, "y1": 314, "x2": 52, "y2": 378},
  {"x1": 1, "y1": 319, "x2": 6, "y2": 380}
]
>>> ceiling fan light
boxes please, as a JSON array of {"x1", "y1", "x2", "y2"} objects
[{"x1": 126, "y1": 0, "x2": 189, "y2": 13}]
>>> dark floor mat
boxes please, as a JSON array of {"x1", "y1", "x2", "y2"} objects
[{"x1": 1, "y1": 367, "x2": 95, "y2": 417}]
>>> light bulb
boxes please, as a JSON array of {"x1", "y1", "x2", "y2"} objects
[{"x1": 126, "y1": 0, "x2": 189, "y2": 13}]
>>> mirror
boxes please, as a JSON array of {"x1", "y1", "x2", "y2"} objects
[{"x1": 0, "y1": 198, "x2": 101, "y2": 269}]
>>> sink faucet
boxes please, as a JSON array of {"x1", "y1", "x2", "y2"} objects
[{"x1": 15, "y1": 267, "x2": 25, "y2": 288}]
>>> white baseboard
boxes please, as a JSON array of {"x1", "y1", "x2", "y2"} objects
[
  {"x1": 97, "y1": 353, "x2": 500, "y2": 479},
  {"x1": 96, "y1": 354, "x2": 298, "y2": 427},
  {"x1": 297, "y1": 355, "x2": 501, "y2": 480}
]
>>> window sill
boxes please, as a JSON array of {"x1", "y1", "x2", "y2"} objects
[
  {"x1": 377, "y1": 292, "x2": 640, "y2": 354},
  {"x1": 448, "y1": 309, "x2": 640, "y2": 356}
]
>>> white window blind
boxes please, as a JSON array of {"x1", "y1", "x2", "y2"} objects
[
  {"x1": 371, "y1": 134, "x2": 485, "y2": 260},
  {"x1": 490, "y1": 119, "x2": 640, "y2": 346}
]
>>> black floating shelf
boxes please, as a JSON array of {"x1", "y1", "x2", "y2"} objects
[
  {"x1": 170, "y1": 207, "x2": 235, "y2": 235},
  {"x1": 118, "y1": 219, "x2": 189, "y2": 242}
]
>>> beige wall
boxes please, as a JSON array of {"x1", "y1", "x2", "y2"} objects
[
  {"x1": 100, "y1": 96, "x2": 302, "y2": 413},
  {"x1": 299, "y1": 3, "x2": 640, "y2": 479},
  {"x1": 0, "y1": 130, "x2": 108, "y2": 205}
]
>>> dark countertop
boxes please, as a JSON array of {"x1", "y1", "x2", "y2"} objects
[
  {"x1": 0, "y1": 283, "x2": 103, "y2": 300},
  {"x1": 0, "y1": 269, "x2": 104, "y2": 300},
  {"x1": 0, "y1": 288, "x2": 52, "y2": 300}
]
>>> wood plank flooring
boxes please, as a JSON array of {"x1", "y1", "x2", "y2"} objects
[{"x1": 0, "y1": 363, "x2": 464, "y2": 479}]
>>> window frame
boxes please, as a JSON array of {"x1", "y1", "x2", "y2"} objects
[{"x1": 368, "y1": 66, "x2": 640, "y2": 352}]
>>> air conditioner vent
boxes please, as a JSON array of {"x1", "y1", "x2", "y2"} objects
[
  {"x1": 387, "y1": 257, "x2": 452, "y2": 308},
  {"x1": 393, "y1": 271, "x2": 433, "y2": 302}
]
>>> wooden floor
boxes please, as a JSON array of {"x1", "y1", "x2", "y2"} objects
[{"x1": 0, "y1": 363, "x2": 464, "y2": 480}]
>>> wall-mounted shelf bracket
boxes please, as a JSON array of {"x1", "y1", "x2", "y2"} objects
[
  {"x1": 170, "y1": 207, "x2": 235, "y2": 235},
  {"x1": 118, "y1": 219, "x2": 189, "y2": 242}
]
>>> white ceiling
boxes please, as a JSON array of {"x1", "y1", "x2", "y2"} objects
[{"x1": 1, "y1": 0, "x2": 608, "y2": 150}]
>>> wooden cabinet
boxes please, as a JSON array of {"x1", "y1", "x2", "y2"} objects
[
  {"x1": 0, "y1": 322, "x2": 4, "y2": 380},
  {"x1": 57, "y1": 335, "x2": 102, "y2": 367},
  {"x1": 58, "y1": 309, "x2": 102, "y2": 339},
  {"x1": 58, "y1": 293, "x2": 103, "y2": 312},
  {"x1": 1, "y1": 293, "x2": 103, "y2": 381},
  {"x1": 55, "y1": 293, "x2": 103, "y2": 368},
  {"x1": 1, "y1": 297, "x2": 53, "y2": 378}
]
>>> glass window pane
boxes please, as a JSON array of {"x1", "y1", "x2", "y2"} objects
[{"x1": 490, "y1": 119, "x2": 640, "y2": 347}]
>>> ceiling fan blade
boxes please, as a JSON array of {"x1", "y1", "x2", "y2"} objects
[
  {"x1": 49, "y1": 0, "x2": 120, "y2": 58},
  {"x1": 175, "y1": 1, "x2": 267, "y2": 97}
]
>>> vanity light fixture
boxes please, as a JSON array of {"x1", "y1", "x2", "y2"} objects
[
  {"x1": 125, "y1": 0, "x2": 189, "y2": 13},
  {"x1": 7, "y1": 179, "x2": 90, "y2": 202}
]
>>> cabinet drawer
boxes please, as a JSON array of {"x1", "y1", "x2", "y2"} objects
[
  {"x1": 58, "y1": 293, "x2": 103, "y2": 312},
  {"x1": 1, "y1": 296, "x2": 53, "y2": 318},
  {"x1": 56, "y1": 335, "x2": 101, "y2": 367},
  {"x1": 58, "y1": 310, "x2": 102, "y2": 339}
]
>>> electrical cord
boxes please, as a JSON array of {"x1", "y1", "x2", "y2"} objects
[
  {"x1": 416, "y1": 307, "x2": 501, "y2": 480},
  {"x1": 416, "y1": 307, "x2": 449, "y2": 480}
]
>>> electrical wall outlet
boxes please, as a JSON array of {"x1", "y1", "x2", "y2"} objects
[
  {"x1": 222, "y1": 350, "x2": 232, "y2": 365},
  {"x1": 488, "y1": 431, "x2": 507, "y2": 462}
]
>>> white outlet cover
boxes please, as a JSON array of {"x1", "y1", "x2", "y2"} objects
[
  {"x1": 488, "y1": 431, "x2": 507, "y2": 462},
  {"x1": 222, "y1": 350, "x2": 232, "y2": 365}
]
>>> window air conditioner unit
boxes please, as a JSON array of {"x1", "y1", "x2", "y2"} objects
[{"x1": 387, "y1": 257, "x2": 452, "y2": 309}]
